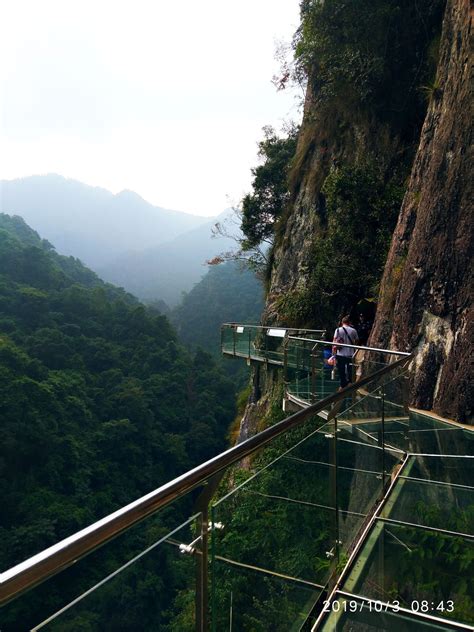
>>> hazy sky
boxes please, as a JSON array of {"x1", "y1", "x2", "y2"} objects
[{"x1": 1, "y1": 1, "x2": 302, "y2": 216}]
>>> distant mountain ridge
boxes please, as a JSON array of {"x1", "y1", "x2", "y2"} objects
[
  {"x1": 97, "y1": 209, "x2": 239, "y2": 306},
  {"x1": 0, "y1": 174, "x2": 210, "y2": 269}
]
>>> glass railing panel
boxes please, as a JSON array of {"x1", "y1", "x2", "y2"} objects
[
  {"x1": 314, "y1": 356, "x2": 341, "y2": 400},
  {"x1": 286, "y1": 370, "x2": 313, "y2": 402},
  {"x1": 355, "y1": 350, "x2": 407, "y2": 381},
  {"x1": 221, "y1": 324, "x2": 235, "y2": 354},
  {"x1": 38, "y1": 515, "x2": 199, "y2": 631},
  {"x1": 312, "y1": 351, "x2": 341, "y2": 403},
  {"x1": 352, "y1": 418, "x2": 410, "y2": 452},
  {"x1": 357, "y1": 412, "x2": 474, "y2": 457},
  {"x1": 318, "y1": 593, "x2": 464, "y2": 631},
  {"x1": 337, "y1": 388, "x2": 384, "y2": 425},
  {"x1": 1, "y1": 503, "x2": 200, "y2": 632},
  {"x1": 210, "y1": 418, "x2": 337, "y2": 628},
  {"x1": 285, "y1": 338, "x2": 313, "y2": 371},
  {"x1": 334, "y1": 433, "x2": 387, "y2": 556},
  {"x1": 336, "y1": 369, "x2": 410, "y2": 461},
  {"x1": 264, "y1": 331, "x2": 286, "y2": 365},
  {"x1": 306, "y1": 342, "x2": 409, "y2": 385},
  {"x1": 286, "y1": 364, "x2": 339, "y2": 404},
  {"x1": 341, "y1": 520, "x2": 474, "y2": 626},
  {"x1": 285, "y1": 339, "x2": 318, "y2": 403},
  {"x1": 220, "y1": 325, "x2": 288, "y2": 364},
  {"x1": 380, "y1": 477, "x2": 474, "y2": 536},
  {"x1": 33, "y1": 515, "x2": 200, "y2": 631},
  {"x1": 234, "y1": 326, "x2": 252, "y2": 357},
  {"x1": 211, "y1": 558, "x2": 321, "y2": 632}
]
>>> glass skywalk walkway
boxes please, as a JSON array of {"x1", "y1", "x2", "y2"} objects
[
  {"x1": 221, "y1": 323, "x2": 326, "y2": 368},
  {"x1": 1, "y1": 325, "x2": 472, "y2": 631},
  {"x1": 221, "y1": 322, "x2": 409, "y2": 414},
  {"x1": 218, "y1": 324, "x2": 474, "y2": 630}
]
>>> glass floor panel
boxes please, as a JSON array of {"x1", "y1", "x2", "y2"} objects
[
  {"x1": 404, "y1": 413, "x2": 474, "y2": 456},
  {"x1": 211, "y1": 558, "x2": 321, "y2": 632},
  {"x1": 341, "y1": 520, "x2": 474, "y2": 626},
  {"x1": 406, "y1": 455, "x2": 474, "y2": 487},
  {"x1": 380, "y1": 476, "x2": 474, "y2": 536}
]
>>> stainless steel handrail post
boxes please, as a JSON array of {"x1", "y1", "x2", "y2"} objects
[
  {"x1": 193, "y1": 472, "x2": 224, "y2": 631},
  {"x1": 311, "y1": 351, "x2": 316, "y2": 404},
  {"x1": 195, "y1": 508, "x2": 208, "y2": 632},
  {"x1": 381, "y1": 385, "x2": 386, "y2": 491},
  {"x1": 333, "y1": 413, "x2": 340, "y2": 579}
]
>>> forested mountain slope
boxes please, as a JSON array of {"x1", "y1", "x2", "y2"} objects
[
  {"x1": 171, "y1": 261, "x2": 264, "y2": 354},
  {"x1": 0, "y1": 175, "x2": 209, "y2": 268},
  {"x1": 0, "y1": 213, "x2": 236, "y2": 629},
  {"x1": 98, "y1": 210, "x2": 238, "y2": 306}
]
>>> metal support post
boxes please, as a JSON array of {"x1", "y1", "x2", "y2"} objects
[
  {"x1": 401, "y1": 371, "x2": 410, "y2": 414},
  {"x1": 194, "y1": 472, "x2": 225, "y2": 632},
  {"x1": 327, "y1": 415, "x2": 339, "y2": 587},
  {"x1": 311, "y1": 352, "x2": 316, "y2": 404},
  {"x1": 195, "y1": 509, "x2": 209, "y2": 632},
  {"x1": 380, "y1": 386, "x2": 386, "y2": 491},
  {"x1": 333, "y1": 413, "x2": 340, "y2": 569}
]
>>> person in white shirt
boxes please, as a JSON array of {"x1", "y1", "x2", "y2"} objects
[{"x1": 333, "y1": 315, "x2": 359, "y2": 389}]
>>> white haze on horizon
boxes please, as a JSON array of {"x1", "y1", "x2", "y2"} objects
[{"x1": 0, "y1": 0, "x2": 301, "y2": 217}]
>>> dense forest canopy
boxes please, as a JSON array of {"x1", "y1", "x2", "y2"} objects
[
  {"x1": 0, "y1": 213, "x2": 236, "y2": 629},
  {"x1": 171, "y1": 261, "x2": 264, "y2": 354},
  {"x1": 240, "y1": 125, "x2": 299, "y2": 254}
]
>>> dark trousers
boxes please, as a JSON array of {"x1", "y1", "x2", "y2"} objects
[{"x1": 336, "y1": 355, "x2": 352, "y2": 388}]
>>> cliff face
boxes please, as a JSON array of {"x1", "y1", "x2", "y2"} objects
[
  {"x1": 259, "y1": 0, "x2": 471, "y2": 423},
  {"x1": 266, "y1": 103, "x2": 411, "y2": 335},
  {"x1": 370, "y1": 0, "x2": 473, "y2": 422}
]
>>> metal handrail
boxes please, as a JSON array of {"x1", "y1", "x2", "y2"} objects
[
  {"x1": 287, "y1": 336, "x2": 411, "y2": 357},
  {"x1": 0, "y1": 354, "x2": 411, "y2": 606}
]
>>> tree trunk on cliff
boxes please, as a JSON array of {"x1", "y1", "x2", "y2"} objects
[{"x1": 370, "y1": 0, "x2": 473, "y2": 423}]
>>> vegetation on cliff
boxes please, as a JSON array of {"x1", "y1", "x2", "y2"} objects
[
  {"x1": 294, "y1": 0, "x2": 444, "y2": 133},
  {"x1": 240, "y1": 125, "x2": 299, "y2": 257}
]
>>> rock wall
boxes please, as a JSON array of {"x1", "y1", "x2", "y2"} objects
[
  {"x1": 259, "y1": 0, "x2": 471, "y2": 423},
  {"x1": 266, "y1": 95, "x2": 404, "y2": 325},
  {"x1": 370, "y1": 0, "x2": 473, "y2": 422}
]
